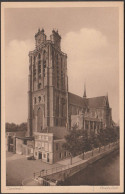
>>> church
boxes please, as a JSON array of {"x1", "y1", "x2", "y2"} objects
[
  {"x1": 7, "y1": 28, "x2": 113, "y2": 164},
  {"x1": 27, "y1": 28, "x2": 112, "y2": 135},
  {"x1": 21, "y1": 28, "x2": 113, "y2": 163}
]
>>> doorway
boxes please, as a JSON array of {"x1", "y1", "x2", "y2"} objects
[{"x1": 39, "y1": 152, "x2": 42, "y2": 159}]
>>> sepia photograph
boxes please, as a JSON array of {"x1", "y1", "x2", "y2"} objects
[{"x1": 1, "y1": 1, "x2": 124, "y2": 193}]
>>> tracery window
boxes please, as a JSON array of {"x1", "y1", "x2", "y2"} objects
[
  {"x1": 56, "y1": 96, "x2": 59, "y2": 117},
  {"x1": 33, "y1": 56, "x2": 36, "y2": 81},
  {"x1": 43, "y1": 50, "x2": 46, "y2": 77},
  {"x1": 56, "y1": 55, "x2": 59, "y2": 88},
  {"x1": 38, "y1": 83, "x2": 41, "y2": 89},
  {"x1": 34, "y1": 97, "x2": 37, "y2": 104},
  {"x1": 38, "y1": 96, "x2": 41, "y2": 103}
]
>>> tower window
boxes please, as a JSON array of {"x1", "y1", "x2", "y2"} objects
[
  {"x1": 38, "y1": 64, "x2": 41, "y2": 73},
  {"x1": 38, "y1": 74, "x2": 41, "y2": 79},
  {"x1": 52, "y1": 50, "x2": 54, "y2": 68},
  {"x1": 57, "y1": 55, "x2": 59, "y2": 88},
  {"x1": 61, "y1": 71, "x2": 63, "y2": 88},
  {"x1": 30, "y1": 56, "x2": 32, "y2": 65},
  {"x1": 56, "y1": 97, "x2": 59, "y2": 117},
  {"x1": 34, "y1": 56, "x2": 36, "y2": 63},
  {"x1": 34, "y1": 97, "x2": 37, "y2": 104},
  {"x1": 33, "y1": 66, "x2": 36, "y2": 81},
  {"x1": 43, "y1": 61, "x2": 46, "y2": 77},
  {"x1": 38, "y1": 60, "x2": 41, "y2": 65},
  {"x1": 38, "y1": 53, "x2": 41, "y2": 59},
  {"x1": 38, "y1": 83, "x2": 41, "y2": 89},
  {"x1": 61, "y1": 98, "x2": 65, "y2": 117},
  {"x1": 61, "y1": 57, "x2": 62, "y2": 66},
  {"x1": 38, "y1": 96, "x2": 41, "y2": 103}
]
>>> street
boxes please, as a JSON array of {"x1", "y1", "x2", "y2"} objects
[{"x1": 6, "y1": 152, "x2": 63, "y2": 186}]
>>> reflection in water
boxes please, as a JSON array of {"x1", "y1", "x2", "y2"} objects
[{"x1": 63, "y1": 150, "x2": 119, "y2": 186}]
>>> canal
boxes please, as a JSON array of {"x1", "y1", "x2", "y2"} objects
[{"x1": 62, "y1": 149, "x2": 120, "y2": 186}]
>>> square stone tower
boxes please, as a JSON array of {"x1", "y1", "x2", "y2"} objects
[{"x1": 27, "y1": 29, "x2": 68, "y2": 136}]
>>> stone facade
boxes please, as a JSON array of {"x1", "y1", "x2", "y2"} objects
[
  {"x1": 34, "y1": 132, "x2": 54, "y2": 164},
  {"x1": 25, "y1": 29, "x2": 113, "y2": 163},
  {"x1": 27, "y1": 29, "x2": 112, "y2": 135},
  {"x1": 53, "y1": 139, "x2": 70, "y2": 163},
  {"x1": 27, "y1": 29, "x2": 68, "y2": 136},
  {"x1": 68, "y1": 93, "x2": 112, "y2": 130},
  {"x1": 33, "y1": 132, "x2": 69, "y2": 164}
]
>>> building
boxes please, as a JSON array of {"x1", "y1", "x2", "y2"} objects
[
  {"x1": 27, "y1": 28, "x2": 112, "y2": 135},
  {"x1": 33, "y1": 129, "x2": 69, "y2": 164},
  {"x1": 6, "y1": 131, "x2": 26, "y2": 152},
  {"x1": 27, "y1": 29, "x2": 68, "y2": 137},
  {"x1": 14, "y1": 29, "x2": 113, "y2": 163},
  {"x1": 16, "y1": 136, "x2": 34, "y2": 156}
]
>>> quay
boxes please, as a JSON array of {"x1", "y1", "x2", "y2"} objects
[{"x1": 22, "y1": 141, "x2": 119, "y2": 186}]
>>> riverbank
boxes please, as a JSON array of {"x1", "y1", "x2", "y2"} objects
[
  {"x1": 45, "y1": 143, "x2": 119, "y2": 185},
  {"x1": 62, "y1": 149, "x2": 119, "y2": 185},
  {"x1": 23, "y1": 141, "x2": 119, "y2": 186}
]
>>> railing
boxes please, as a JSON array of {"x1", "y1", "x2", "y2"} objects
[
  {"x1": 33, "y1": 141, "x2": 119, "y2": 180},
  {"x1": 22, "y1": 141, "x2": 119, "y2": 185}
]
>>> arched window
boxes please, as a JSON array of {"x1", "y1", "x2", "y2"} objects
[
  {"x1": 43, "y1": 50, "x2": 46, "y2": 77},
  {"x1": 38, "y1": 83, "x2": 41, "y2": 89},
  {"x1": 43, "y1": 50, "x2": 46, "y2": 60},
  {"x1": 34, "y1": 56, "x2": 36, "y2": 63},
  {"x1": 43, "y1": 61, "x2": 46, "y2": 77},
  {"x1": 61, "y1": 98, "x2": 65, "y2": 117},
  {"x1": 38, "y1": 53, "x2": 41, "y2": 59},
  {"x1": 56, "y1": 54, "x2": 58, "y2": 64},
  {"x1": 56, "y1": 96, "x2": 59, "y2": 117},
  {"x1": 37, "y1": 107, "x2": 43, "y2": 132},
  {"x1": 34, "y1": 97, "x2": 37, "y2": 104},
  {"x1": 61, "y1": 57, "x2": 62, "y2": 67},
  {"x1": 30, "y1": 56, "x2": 32, "y2": 65},
  {"x1": 38, "y1": 96, "x2": 41, "y2": 103},
  {"x1": 56, "y1": 55, "x2": 59, "y2": 88},
  {"x1": 52, "y1": 50, "x2": 54, "y2": 68}
]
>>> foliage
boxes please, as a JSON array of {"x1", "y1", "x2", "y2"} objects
[
  {"x1": 6, "y1": 122, "x2": 27, "y2": 132},
  {"x1": 63, "y1": 127, "x2": 81, "y2": 157},
  {"x1": 63, "y1": 125, "x2": 119, "y2": 161},
  {"x1": 98, "y1": 127, "x2": 119, "y2": 146}
]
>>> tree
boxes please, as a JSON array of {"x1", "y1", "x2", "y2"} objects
[
  {"x1": 89, "y1": 131, "x2": 99, "y2": 156},
  {"x1": 6, "y1": 122, "x2": 27, "y2": 132},
  {"x1": 63, "y1": 126, "x2": 92, "y2": 164},
  {"x1": 63, "y1": 126, "x2": 81, "y2": 164},
  {"x1": 98, "y1": 129, "x2": 108, "y2": 150},
  {"x1": 79, "y1": 129, "x2": 91, "y2": 159}
]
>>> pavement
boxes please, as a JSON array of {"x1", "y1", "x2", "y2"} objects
[
  {"x1": 6, "y1": 152, "x2": 26, "y2": 161},
  {"x1": 6, "y1": 152, "x2": 64, "y2": 186},
  {"x1": 57, "y1": 154, "x2": 83, "y2": 166},
  {"x1": 6, "y1": 143, "x2": 117, "y2": 186}
]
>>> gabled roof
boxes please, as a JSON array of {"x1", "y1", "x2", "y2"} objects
[
  {"x1": 87, "y1": 96, "x2": 108, "y2": 108},
  {"x1": 68, "y1": 92, "x2": 87, "y2": 108}
]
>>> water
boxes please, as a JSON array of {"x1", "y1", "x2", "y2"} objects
[{"x1": 62, "y1": 150, "x2": 120, "y2": 186}]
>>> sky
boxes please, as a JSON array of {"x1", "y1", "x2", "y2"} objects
[{"x1": 4, "y1": 6, "x2": 119, "y2": 124}]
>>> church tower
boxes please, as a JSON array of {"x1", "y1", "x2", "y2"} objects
[{"x1": 27, "y1": 29, "x2": 68, "y2": 136}]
